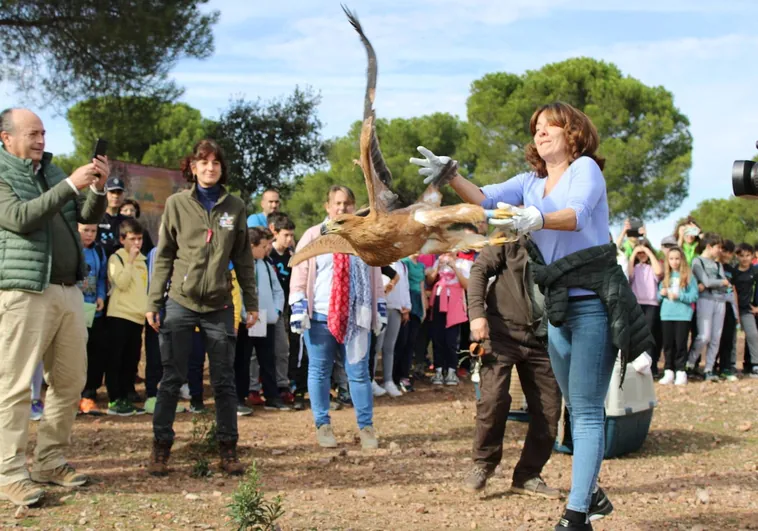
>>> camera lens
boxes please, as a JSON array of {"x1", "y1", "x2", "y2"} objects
[{"x1": 732, "y1": 160, "x2": 758, "y2": 197}]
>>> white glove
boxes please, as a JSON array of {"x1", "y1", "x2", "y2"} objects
[
  {"x1": 631, "y1": 353, "x2": 652, "y2": 375},
  {"x1": 409, "y1": 146, "x2": 457, "y2": 185},
  {"x1": 489, "y1": 202, "x2": 544, "y2": 235}
]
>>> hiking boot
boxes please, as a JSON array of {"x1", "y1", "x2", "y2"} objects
[
  {"x1": 31, "y1": 463, "x2": 88, "y2": 487},
  {"x1": 218, "y1": 441, "x2": 245, "y2": 476},
  {"x1": 316, "y1": 424, "x2": 338, "y2": 448},
  {"x1": 264, "y1": 399, "x2": 291, "y2": 411},
  {"x1": 511, "y1": 477, "x2": 563, "y2": 499},
  {"x1": 431, "y1": 368, "x2": 444, "y2": 385},
  {"x1": 463, "y1": 466, "x2": 493, "y2": 492},
  {"x1": 0, "y1": 479, "x2": 44, "y2": 506},
  {"x1": 359, "y1": 426, "x2": 379, "y2": 450},
  {"x1": 148, "y1": 439, "x2": 172, "y2": 477},
  {"x1": 444, "y1": 368, "x2": 459, "y2": 386},
  {"x1": 30, "y1": 400, "x2": 44, "y2": 421},
  {"x1": 588, "y1": 487, "x2": 614, "y2": 521},
  {"x1": 247, "y1": 391, "x2": 265, "y2": 406}
]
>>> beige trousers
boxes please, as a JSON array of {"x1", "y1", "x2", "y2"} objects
[{"x1": 0, "y1": 285, "x2": 87, "y2": 485}]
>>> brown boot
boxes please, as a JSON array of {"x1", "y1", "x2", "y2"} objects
[
  {"x1": 148, "y1": 439, "x2": 172, "y2": 476},
  {"x1": 218, "y1": 440, "x2": 245, "y2": 476}
]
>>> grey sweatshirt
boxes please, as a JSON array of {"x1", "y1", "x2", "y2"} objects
[{"x1": 691, "y1": 256, "x2": 729, "y2": 301}]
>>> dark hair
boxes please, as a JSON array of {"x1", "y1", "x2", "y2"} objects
[
  {"x1": 673, "y1": 216, "x2": 700, "y2": 238},
  {"x1": 120, "y1": 198, "x2": 141, "y2": 218},
  {"x1": 180, "y1": 139, "x2": 228, "y2": 185},
  {"x1": 701, "y1": 232, "x2": 723, "y2": 249},
  {"x1": 631, "y1": 239, "x2": 656, "y2": 266},
  {"x1": 247, "y1": 227, "x2": 273, "y2": 246},
  {"x1": 525, "y1": 101, "x2": 605, "y2": 178},
  {"x1": 119, "y1": 218, "x2": 144, "y2": 238},
  {"x1": 722, "y1": 239, "x2": 736, "y2": 253},
  {"x1": 267, "y1": 212, "x2": 295, "y2": 232},
  {"x1": 325, "y1": 185, "x2": 355, "y2": 205},
  {"x1": 737, "y1": 242, "x2": 754, "y2": 255}
]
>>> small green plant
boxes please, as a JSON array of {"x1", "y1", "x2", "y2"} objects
[
  {"x1": 191, "y1": 455, "x2": 211, "y2": 478},
  {"x1": 190, "y1": 416, "x2": 217, "y2": 454},
  {"x1": 228, "y1": 461, "x2": 284, "y2": 531}
]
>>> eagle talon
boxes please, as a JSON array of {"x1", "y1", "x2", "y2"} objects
[{"x1": 486, "y1": 208, "x2": 516, "y2": 220}]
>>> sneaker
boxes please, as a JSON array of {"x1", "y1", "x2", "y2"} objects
[
  {"x1": 463, "y1": 466, "x2": 493, "y2": 492},
  {"x1": 30, "y1": 399, "x2": 44, "y2": 421},
  {"x1": 457, "y1": 367, "x2": 469, "y2": 379},
  {"x1": 336, "y1": 388, "x2": 353, "y2": 408},
  {"x1": 371, "y1": 380, "x2": 388, "y2": 397},
  {"x1": 31, "y1": 463, "x2": 88, "y2": 487},
  {"x1": 292, "y1": 393, "x2": 306, "y2": 411},
  {"x1": 399, "y1": 378, "x2": 415, "y2": 393},
  {"x1": 329, "y1": 398, "x2": 343, "y2": 411},
  {"x1": 721, "y1": 370, "x2": 738, "y2": 382},
  {"x1": 511, "y1": 477, "x2": 563, "y2": 499},
  {"x1": 431, "y1": 368, "x2": 444, "y2": 385},
  {"x1": 107, "y1": 399, "x2": 135, "y2": 416},
  {"x1": 247, "y1": 391, "x2": 265, "y2": 406},
  {"x1": 444, "y1": 368, "x2": 459, "y2": 386},
  {"x1": 383, "y1": 381, "x2": 403, "y2": 398},
  {"x1": 751, "y1": 368, "x2": 758, "y2": 379},
  {"x1": 280, "y1": 390, "x2": 295, "y2": 404},
  {"x1": 674, "y1": 371, "x2": 688, "y2": 386},
  {"x1": 0, "y1": 479, "x2": 44, "y2": 506},
  {"x1": 78, "y1": 398, "x2": 102, "y2": 416},
  {"x1": 127, "y1": 390, "x2": 143, "y2": 404},
  {"x1": 359, "y1": 426, "x2": 379, "y2": 450},
  {"x1": 658, "y1": 370, "x2": 675, "y2": 385},
  {"x1": 555, "y1": 511, "x2": 592, "y2": 530},
  {"x1": 316, "y1": 424, "x2": 338, "y2": 448},
  {"x1": 237, "y1": 404, "x2": 253, "y2": 416},
  {"x1": 144, "y1": 397, "x2": 157, "y2": 414},
  {"x1": 588, "y1": 486, "x2": 614, "y2": 521},
  {"x1": 129, "y1": 402, "x2": 145, "y2": 415},
  {"x1": 704, "y1": 371, "x2": 720, "y2": 383},
  {"x1": 179, "y1": 383, "x2": 191, "y2": 400},
  {"x1": 189, "y1": 398, "x2": 207, "y2": 414},
  {"x1": 263, "y1": 399, "x2": 291, "y2": 411}
]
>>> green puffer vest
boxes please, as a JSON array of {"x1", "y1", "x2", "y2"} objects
[{"x1": 0, "y1": 149, "x2": 85, "y2": 292}]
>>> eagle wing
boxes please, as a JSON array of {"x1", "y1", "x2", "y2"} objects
[{"x1": 289, "y1": 235, "x2": 358, "y2": 267}]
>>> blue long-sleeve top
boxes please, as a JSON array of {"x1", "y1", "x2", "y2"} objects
[
  {"x1": 658, "y1": 272, "x2": 699, "y2": 321},
  {"x1": 81, "y1": 245, "x2": 107, "y2": 317}
]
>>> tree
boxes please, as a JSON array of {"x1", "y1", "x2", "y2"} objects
[
  {"x1": 56, "y1": 96, "x2": 214, "y2": 169},
  {"x1": 0, "y1": 0, "x2": 218, "y2": 107},
  {"x1": 212, "y1": 87, "x2": 327, "y2": 206},
  {"x1": 465, "y1": 57, "x2": 693, "y2": 223},
  {"x1": 687, "y1": 197, "x2": 758, "y2": 245},
  {"x1": 282, "y1": 112, "x2": 470, "y2": 235}
]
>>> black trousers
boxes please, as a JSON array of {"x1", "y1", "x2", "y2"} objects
[
  {"x1": 640, "y1": 304, "x2": 662, "y2": 375},
  {"x1": 105, "y1": 317, "x2": 143, "y2": 402},
  {"x1": 661, "y1": 320, "x2": 690, "y2": 372},
  {"x1": 82, "y1": 315, "x2": 108, "y2": 399},
  {"x1": 414, "y1": 318, "x2": 431, "y2": 369},
  {"x1": 716, "y1": 304, "x2": 736, "y2": 373},
  {"x1": 188, "y1": 330, "x2": 207, "y2": 398},
  {"x1": 431, "y1": 298, "x2": 460, "y2": 372},
  {"x1": 394, "y1": 315, "x2": 421, "y2": 382},
  {"x1": 144, "y1": 323, "x2": 162, "y2": 399},
  {"x1": 285, "y1": 307, "x2": 309, "y2": 395},
  {"x1": 234, "y1": 322, "x2": 278, "y2": 402},
  {"x1": 153, "y1": 299, "x2": 238, "y2": 443}
]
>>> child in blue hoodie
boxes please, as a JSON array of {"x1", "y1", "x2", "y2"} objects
[
  {"x1": 658, "y1": 246, "x2": 699, "y2": 386},
  {"x1": 78, "y1": 223, "x2": 108, "y2": 414}
]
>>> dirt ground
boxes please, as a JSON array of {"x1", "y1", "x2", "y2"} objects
[{"x1": 3, "y1": 356, "x2": 758, "y2": 531}]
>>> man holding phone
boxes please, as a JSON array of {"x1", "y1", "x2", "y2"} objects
[{"x1": 0, "y1": 108, "x2": 109, "y2": 506}]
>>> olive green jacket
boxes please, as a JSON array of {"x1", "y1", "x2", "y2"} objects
[{"x1": 0, "y1": 147, "x2": 107, "y2": 292}]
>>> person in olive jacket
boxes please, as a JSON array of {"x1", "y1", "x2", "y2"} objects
[{"x1": 145, "y1": 139, "x2": 258, "y2": 477}]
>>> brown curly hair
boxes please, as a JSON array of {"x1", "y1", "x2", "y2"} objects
[
  {"x1": 524, "y1": 102, "x2": 605, "y2": 178},
  {"x1": 180, "y1": 139, "x2": 228, "y2": 185}
]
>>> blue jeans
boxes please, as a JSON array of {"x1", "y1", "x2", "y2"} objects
[
  {"x1": 304, "y1": 313, "x2": 373, "y2": 429},
  {"x1": 548, "y1": 298, "x2": 615, "y2": 513}
]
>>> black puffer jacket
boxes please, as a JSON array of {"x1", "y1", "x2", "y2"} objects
[{"x1": 526, "y1": 242, "x2": 654, "y2": 385}]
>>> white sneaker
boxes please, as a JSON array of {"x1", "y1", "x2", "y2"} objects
[
  {"x1": 179, "y1": 383, "x2": 191, "y2": 400},
  {"x1": 658, "y1": 370, "x2": 675, "y2": 385},
  {"x1": 371, "y1": 380, "x2": 387, "y2": 397},
  {"x1": 444, "y1": 368, "x2": 459, "y2": 386},
  {"x1": 383, "y1": 381, "x2": 403, "y2": 397},
  {"x1": 674, "y1": 371, "x2": 688, "y2": 386},
  {"x1": 431, "y1": 368, "x2": 444, "y2": 385}
]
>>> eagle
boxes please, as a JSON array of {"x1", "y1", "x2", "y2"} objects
[{"x1": 289, "y1": 6, "x2": 514, "y2": 268}]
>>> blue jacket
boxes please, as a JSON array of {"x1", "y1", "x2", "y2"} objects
[
  {"x1": 81, "y1": 244, "x2": 108, "y2": 318},
  {"x1": 658, "y1": 272, "x2": 699, "y2": 321}
]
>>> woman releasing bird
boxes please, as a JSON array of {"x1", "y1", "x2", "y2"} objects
[{"x1": 289, "y1": 7, "x2": 513, "y2": 268}]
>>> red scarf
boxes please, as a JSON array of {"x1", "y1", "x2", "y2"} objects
[{"x1": 328, "y1": 253, "x2": 351, "y2": 344}]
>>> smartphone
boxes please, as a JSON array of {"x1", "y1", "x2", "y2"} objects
[
  {"x1": 91, "y1": 138, "x2": 108, "y2": 177},
  {"x1": 626, "y1": 229, "x2": 641, "y2": 238}
]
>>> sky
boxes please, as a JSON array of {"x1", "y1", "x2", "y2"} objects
[{"x1": 2, "y1": 0, "x2": 758, "y2": 246}]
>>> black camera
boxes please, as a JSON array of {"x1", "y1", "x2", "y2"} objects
[{"x1": 732, "y1": 140, "x2": 758, "y2": 197}]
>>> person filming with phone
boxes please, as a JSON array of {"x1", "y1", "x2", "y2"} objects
[{"x1": 0, "y1": 108, "x2": 110, "y2": 507}]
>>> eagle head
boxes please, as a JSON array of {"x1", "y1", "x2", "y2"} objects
[{"x1": 321, "y1": 214, "x2": 359, "y2": 236}]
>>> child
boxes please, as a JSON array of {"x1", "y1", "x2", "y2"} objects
[
  {"x1": 397, "y1": 254, "x2": 427, "y2": 392},
  {"x1": 676, "y1": 217, "x2": 701, "y2": 265},
  {"x1": 106, "y1": 219, "x2": 148, "y2": 415},
  {"x1": 78, "y1": 223, "x2": 108, "y2": 415},
  {"x1": 628, "y1": 242, "x2": 663, "y2": 376},
  {"x1": 731, "y1": 244, "x2": 758, "y2": 379},
  {"x1": 376, "y1": 261, "x2": 411, "y2": 397},
  {"x1": 687, "y1": 233, "x2": 731, "y2": 382},
  {"x1": 234, "y1": 227, "x2": 290, "y2": 411},
  {"x1": 658, "y1": 247, "x2": 699, "y2": 385},
  {"x1": 716, "y1": 240, "x2": 739, "y2": 380}
]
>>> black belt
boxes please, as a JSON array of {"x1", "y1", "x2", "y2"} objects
[
  {"x1": 51, "y1": 281, "x2": 77, "y2": 287},
  {"x1": 568, "y1": 294, "x2": 599, "y2": 302}
]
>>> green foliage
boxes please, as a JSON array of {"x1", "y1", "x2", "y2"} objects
[
  {"x1": 0, "y1": 0, "x2": 218, "y2": 107},
  {"x1": 190, "y1": 456, "x2": 211, "y2": 479},
  {"x1": 63, "y1": 96, "x2": 213, "y2": 168},
  {"x1": 228, "y1": 462, "x2": 285, "y2": 531},
  {"x1": 465, "y1": 57, "x2": 693, "y2": 223},
  {"x1": 189, "y1": 416, "x2": 217, "y2": 454},
  {"x1": 687, "y1": 197, "x2": 758, "y2": 245},
  {"x1": 212, "y1": 87, "x2": 327, "y2": 206},
  {"x1": 282, "y1": 112, "x2": 468, "y2": 236}
]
